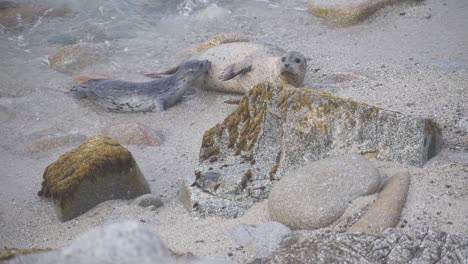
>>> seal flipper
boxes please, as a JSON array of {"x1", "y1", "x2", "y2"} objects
[
  {"x1": 145, "y1": 65, "x2": 180, "y2": 79},
  {"x1": 219, "y1": 61, "x2": 253, "y2": 81},
  {"x1": 152, "y1": 98, "x2": 165, "y2": 112}
]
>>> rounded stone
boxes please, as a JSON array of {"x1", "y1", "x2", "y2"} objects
[
  {"x1": 48, "y1": 43, "x2": 107, "y2": 74},
  {"x1": 268, "y1": 154, "x2": 381, "y2": 230},
  {"x1": 131, "y1": 194, "x2": 164, "y2": 209},
  {"x1": 101, "y1": 123, "x2": 162, "y2": 146}
]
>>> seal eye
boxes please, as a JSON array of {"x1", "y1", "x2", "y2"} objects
[
  {"x1": 281, "y1": 57, "x2": 286, "y2": 62},
  {"x1": 295, "y1": 58, "x2": 301, "y2": 63}
]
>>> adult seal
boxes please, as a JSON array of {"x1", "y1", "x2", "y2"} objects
[
  {"x1": 146, "y1": 35, "x2": 308, "y2": 94},
  {"x1": 70, "y1": 60, "x2": 210, "y2": 112}
]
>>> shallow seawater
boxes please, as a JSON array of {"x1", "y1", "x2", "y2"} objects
[{"x1": 0, "y1": 1, "x2": 310, "y2": 65}]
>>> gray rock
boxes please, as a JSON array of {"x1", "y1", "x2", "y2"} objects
[
  {"x1": 248, "y1": 227, "x2": 468, "y2": 264},
  {"x1": 268, "y1": 155, "x2": 381, "y2": 230},
  {"x1": 131, "y1": 194, "x2": 163, "y2": 209},
  {"x1": 230, "y1": 222, "x2": 291, "y2": 260},
  {"x1": 349, "y1": 172, "x2": 410, "y2": 234},
  {"x1": 182, "y1": 82, "x2": 441, "y2": 218},
  {"x1": 308, "y1": 0, "x2": 405, "y2": 26},
  {"x1": 6, "y1": 222, "x2": 228, "y2": 264}
]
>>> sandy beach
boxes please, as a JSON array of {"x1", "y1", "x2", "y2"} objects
[{"x1": 0, "y1": 0, "x2": 467, "y2": 263}]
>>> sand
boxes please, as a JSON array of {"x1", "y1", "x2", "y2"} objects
[{"x1": 0, "y1": 0, "x2": 467, "y2": 263}]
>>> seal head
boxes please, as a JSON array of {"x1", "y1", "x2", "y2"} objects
[
  {"x1": 175, "y1": 59, "x2": 211, "y2": 83},
  {"x1": 277, "y1": 51, "x2": 307, "y2": 87}
]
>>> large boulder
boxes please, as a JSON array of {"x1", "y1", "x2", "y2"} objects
[
  {"x1": 268, "y1": 154, "x2": 381, "y2": 230},
  {"x1": 38, "y1": 136, "x2": 150, "y2": 221},
  {"x1": 248, "y1": 227, "x2": 468, "y2": 264},
  {"x1": 181, "y1": 82, "x2": 441, "y2": 218},
  {"x1": 308, "y1": 0, "x2": 404, "y2": 26}
]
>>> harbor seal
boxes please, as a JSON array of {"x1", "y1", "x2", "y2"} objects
[
  {"x1": 70, "y1": 60, "x2": 210, "y2": 112},
  {"x1": 146, "y1": 38, "x2": 307, "y2": 94}
]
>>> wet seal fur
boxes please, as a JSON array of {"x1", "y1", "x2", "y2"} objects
[
  {"x1": 70, "y1": 60, "x2": 210, "y2": 112},
  {"x1": 146, "y1": 37, "x2": 308, "y2": 94}
]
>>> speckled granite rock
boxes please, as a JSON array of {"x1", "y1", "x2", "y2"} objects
[
  {"x1": 268, "y1": 155, "x2": 382, "y2": 230},
  {"x1": 248, "y1": 227, "x2": 468, "y2": 264},
  {"x1": 309, "y1": 0, "x2": 405, "y2": 26},
  {"x1": 230, "y1": 222, "x2": 291, "y2": 260},
  {"x1": 5, "y1": 222, "x2": 229, "y2": 264},
  {"x1": 350, "y1": 172, "x2": 410, "y2": 234},
  {"x1": 38, "y1": 136, "x2": 150, "y2": 221},
  {"x1": 181, "y1": 82, "x2": 441, "y2": 218}
]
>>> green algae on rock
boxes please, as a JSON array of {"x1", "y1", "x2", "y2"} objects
[
  {"x1": 183, "y1": 82, "x2": 441, "y2": 218},
  {"x1": 309, "y1": 0, "x2": 405, "y2": 26},
  {"x1": 38, "y1": 135, "x2": 150, "y2": 221},
  {"x1": 0, "y1": 247, "x2": 52, "y2": 261}
]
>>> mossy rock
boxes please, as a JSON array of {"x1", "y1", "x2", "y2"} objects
[
  {"x1": 38, "y1": 135, "x2": 150, "y2": 221},
  {"x1": 186, "y1": 81, "x2": 441, "y2": 218},
  {"x1": 308, "y1": 0, "x2": 404, "y2": 26},
  {"x1": 0, "y1": 247, "x2": 51, "y2": 261}
]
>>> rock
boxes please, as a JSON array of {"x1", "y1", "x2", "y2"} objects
[
  {"x1": 248, "y1": 227, "x2": 468, "y2": 264},
  {"x1": 73, "y1": 73, "x2": 113, "y2": 83},
  {"x1": 0, "y1": 248, "x2": 51, "y2": 262},
  {"x1": 268, "y1": 155, "x2": 381, "y2": 230},
  {"x1": 48, "y1": 43, "x2": 107, "y2": 74},
  {"x1": 182, "y1": 82, "x2": 441, "y2": 218},
  {"x1": 349, "y1": 172, "x2": 410, "y2": 234},
  {"x1": 230, "y1": 222, "x2": 291, "y2": 260},
  {"x1": 194, "y1": 4, "x2": 231, "y2": 24},
  {"x1": 55, "y1": 222, "x2": 170, "y2": 263},
  {"x1": 131, "y1": 194, "x2": 164, "y2": 209},
  {"x1": 0, "y1": 3, "x2": 71, "y2": 29},
  {"x1": 38, "y1": 136, "x2": 150, "y2": 221},
  {"x1": 24, "y1": 133, "x2": 87, "y2": 156},
  {"x1": 308, "y1": 0, "x2": 404, "y2": 26},
  {"x1": 101, "y1": 123, "x2": 162, "y2": 146},
  {"x1": 6, "y1": 222, "x2": 229, "y2": 264}
]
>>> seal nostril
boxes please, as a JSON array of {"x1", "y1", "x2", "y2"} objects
[{"x1": 285, "y1": 64, "x2": 290, "y2": 68}]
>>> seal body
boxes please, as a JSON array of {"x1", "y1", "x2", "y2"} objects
[
  {"x1": 147, "y1": 42, "x2": 307, "y2": 94},
  {"x1": 71, "y1": 60, "x2": 210, "y2": 112}
]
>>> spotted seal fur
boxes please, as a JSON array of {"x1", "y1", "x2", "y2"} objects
[
  {"x1": 70, "y1": 60, "x2": 210, "y2": 112},
  {"x1": 146, "y1": 36, "x2": 307, "y2": 94}
]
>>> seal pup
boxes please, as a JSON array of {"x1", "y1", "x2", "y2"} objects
[
  {"x1": 146, "y1": 36, "x2": 307, "y2": 94},
  {"x1": 70, "y1": 60, "x2": 210, "y2": 112}
]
